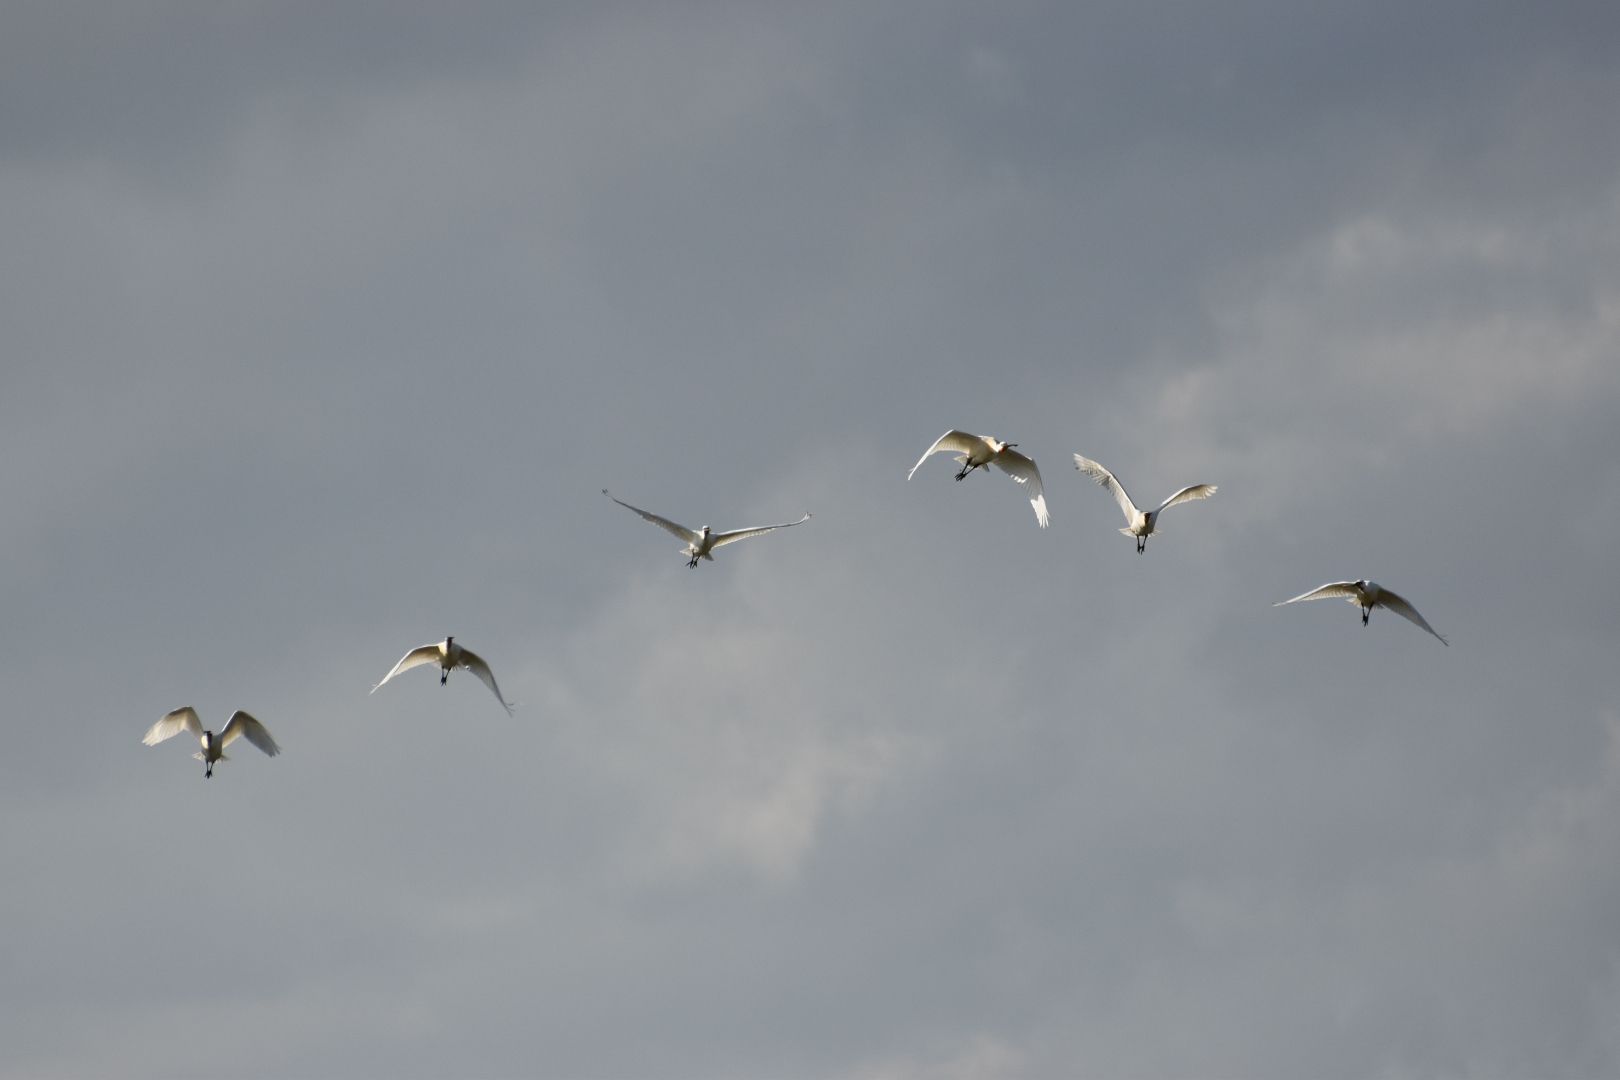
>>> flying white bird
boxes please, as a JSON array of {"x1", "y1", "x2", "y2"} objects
[
  {"x1": 907, "y1": 430, "x2": 1050, "y2": 528},
  {"x1": 371, "y1": 636, "x2": 515, "y2": 714},
  {"x1": 142, "y1": 707, "x2": 281, "y2": 779},
  {"x1": 1274, "y1": 580, "x2": 1448, "y2": 645},
  {"x1": 602, "y1": 489, "x2": 811, "y2": 568},
  {"x1": 1072, "y1": 454, "x2": 1217, "y2": 553}
]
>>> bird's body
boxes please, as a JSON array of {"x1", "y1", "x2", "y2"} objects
[
  {"x1": 1072, "y1": 454, "x2": 1216, "y2": 553},
  {"x1": 372, "y1": 636, "x2": 514, "y2": 713},
  {"x1": 142, "y1": 707, "x2": 280, "y2": 778},
  {"x1": 908, "y1": 430, "x2": 1050, "y2": 528},
  {"x1": 1274, "y1": 579, "x2": 1448, "y2": 645},
  {"x1": 602, "y1": 490, "x2": 811, "y2": 568}
]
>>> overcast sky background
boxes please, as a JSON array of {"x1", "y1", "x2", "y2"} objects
[{"x1": 3, "y1": 3, "x2": 1619, "y2": 1078}]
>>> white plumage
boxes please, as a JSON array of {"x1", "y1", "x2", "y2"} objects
[
  {"x1": 372, "y1": 636, "x2": 515, "y2": 714},
  {"x1": 907, "y1": 430, "x2": 1050, "y2": 528},
  {"x1": 1072, "y1": 454, "x2": 1216, "y2": 553},
  {"x1": 142, "y1": 707, "x2": 281, "y2": 778},
  {"x1": 1274, "y1": 579, "x2": 1448, "y2": 645},
  {"x1": 603, "y1": 489, "x2": 811, "y2": 567}
]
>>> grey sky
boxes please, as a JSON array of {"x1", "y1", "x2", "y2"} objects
[{"x1": 3, "y1": 3, "x2": 1619, "y2": 1077}]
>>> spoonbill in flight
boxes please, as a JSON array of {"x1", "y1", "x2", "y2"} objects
[
  {"x1": 1274, "y1": 580, "x2": 1448, "y2": 645},
  {"x1": 142, "y1": 707, "x2": 281, "y2": 778},
  {"x1": 1072, "y1": 454, "x2": 1216, "y2": 553},
  {"x1": 908, "y1": 430, "x2": 1050, "y2": 528},
  {"x1": 602, "y1": 489, "x2": 811, "y2": 568},
  {"x1": 372, "y1": 636, "x2": 515, "y2": 713}
]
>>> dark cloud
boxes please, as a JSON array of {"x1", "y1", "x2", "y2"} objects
[{"x1": 3, "y1": 4, "x2": 1618, "y2": 1078}]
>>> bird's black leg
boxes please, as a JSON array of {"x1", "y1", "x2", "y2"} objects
[
  {"x1": 441, "y1": 670, "x2": 449, "y2": 685},
  {"x1": 1362, "y1": 608, "x2": 1371, "y2": 625},
  {"x1": 1137, "y1": 536, "x2": 1146, "y2": 554}
]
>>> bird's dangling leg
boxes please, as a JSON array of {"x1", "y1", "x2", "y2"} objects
[
  {"x1": 1136, "y1": 536, "x2": 1146, "y2": 554},
  {"x1": 1362, "y1": 608, "x2": 1371, "y2": 625},
  {"x1": 441, "y1": 670, "x2": 449, "y2": 685}
]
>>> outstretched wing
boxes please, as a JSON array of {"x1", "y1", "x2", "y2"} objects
[
  {"x1": 992, "y1": 449, "x2": 1049, "y2": 528},
  {"x1": 143, "y1": 706, "x2": 203, "y2": 746},
  {"x1": 457, "y1": 648, "x2": 515, "y2": 715},
  {"x1": 1274, "y1": 581, "x2": 1362, "y2": 606},
  {"x1": 372, "y1": 644, "x2": 441, "y2": 693},
  {"x1": 602, "y1": 490, "x2": 701, "y2": 545},
  {"x1": 1156, "y1": 483, "x2": 1218, "y2": 514},
  {"x1": 907, "y1": 430, "x2": 982, "y2": 480},
  {"x1": 1073, "y1": 455, "x2": 1140, "y2": 524},
  {"x1": 1378, "y1": 589, "x2": 1449, "y2": 646},
  {"x1": 711, "y1": 513, "x2": 813, "y2": 549},
  {"x1": 220, "y1": 711, "x2": 281, "y2": 756}
]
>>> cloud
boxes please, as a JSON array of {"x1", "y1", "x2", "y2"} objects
[
  {"x1": 4, "y1": 5, "x2": 1620, "y2": 1078},
  {"x1": 841, "y1": 1033, "x2": 1027, "y2": 1080}
]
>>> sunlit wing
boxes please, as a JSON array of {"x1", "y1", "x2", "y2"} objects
[
  {"x1": 994, "y1": 449, "x2": 1049, "y2": 528},
  {"x1": 602, "y1": 490, "x2": 701, "y2": 544},
  {"x1": 371, "y1": 644, "x2": 441, "y2": 692},
  {"x1": 143, "y1": 706, "x2": 203, "y2": 746},
  {"x1": 1073, "y1": 455, "x2": 1140, "y2": 523},
  {"x1": 907, "y1": 430, "x2": 981, "y2": 480},
  {"x1": 711, "y1": 513, "x2": 813, "y2": 549},
  {"x1": 458, "y1": 648, "x2": 515, "y2": 715},
  {"x1": 220, "y1": 710, "x2": 281, "y2": 756},
  {"x1": 1379, "y1": 590, "x2": 1449, "y2": 646},
  {"x1": 1274, "y1": 581, "x2": 1362, "y2": 606},
  {"x1": 1157, "y1": 483, "x2": 1218, "y2": 513}
]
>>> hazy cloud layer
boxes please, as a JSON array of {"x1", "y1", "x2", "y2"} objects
[{"x1": 3, "y1": 4, "x2": 1618, "y2": 1078}]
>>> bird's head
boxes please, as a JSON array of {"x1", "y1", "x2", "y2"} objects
[
  {"x1": 446, "y1": 635, "x2": 455, "y2": 647},
  {"x1": 700, "y1": 525, "x2": 712, "y2": 538}
]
